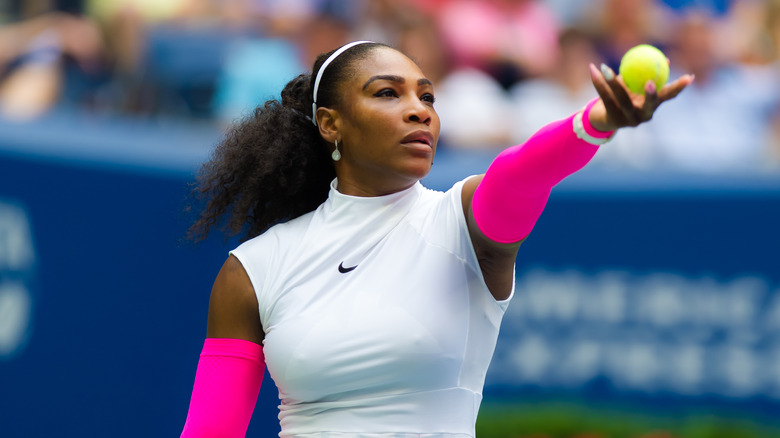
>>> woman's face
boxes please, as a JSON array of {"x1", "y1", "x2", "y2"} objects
[{"x1": 331, "y1": 47, "x2": 441, "y2": 196}]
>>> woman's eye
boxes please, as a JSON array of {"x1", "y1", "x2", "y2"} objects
[
  {"x1": 421, "y1": 93, "x2": 436, "y2": 104},
  {"x1": 375, "y1": 89, "x2": 397, "y2": 98}
]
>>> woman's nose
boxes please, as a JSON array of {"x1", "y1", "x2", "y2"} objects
[{"x1": 405, "y1": 98, "x2": 432, "y2": 125}]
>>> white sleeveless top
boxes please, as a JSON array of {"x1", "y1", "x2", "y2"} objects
[{"x1": 230, "y1": 178, "x2": 513, "y2": 438}]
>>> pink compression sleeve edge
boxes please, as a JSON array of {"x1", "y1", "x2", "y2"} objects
[
  {"x1": 181, "y1": 338, "x2": 265, "y2": 438},
  {"x1": 580, "y1": 98, "x2": 615, "y2": 139},
  {"x1": 472, "y1": 99, "x2": 612, "y2": 243}
]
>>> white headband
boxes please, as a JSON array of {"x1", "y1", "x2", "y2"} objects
[{"x1": 311, "y1": 41, "x2": 374, "y2": 126}]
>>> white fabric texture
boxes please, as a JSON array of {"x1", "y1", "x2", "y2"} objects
[{"x1": 230, "y1": 178, "x2": 513, "y2": 437}]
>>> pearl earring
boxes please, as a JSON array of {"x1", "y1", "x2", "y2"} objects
[{"x1": 332, "y1": 139, "x2": 341, "y2": 161}]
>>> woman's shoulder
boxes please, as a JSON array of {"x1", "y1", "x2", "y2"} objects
[
  {"x1": 416, "y1": 177, "x2": 473, "y2": 211},
  {"x1": 232, "y1": 209, "x2": 318, "y2": 262},
  {"x1": 409, "y1": 177, "x2": 475, "y2": 237},
  {"x1": 228, "y1": 208, "x2": 319, "y2": 305}
]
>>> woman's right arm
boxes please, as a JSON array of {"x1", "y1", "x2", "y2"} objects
[
  {"x1": 206, "y1": 255, "x2": 265, "y2": 343},
  {"x1": 181, "y1": 255, "x2": 266, "y2": 438},
  {"x1": 461, "y1": 64, "x2": 694, "y2": 302}
]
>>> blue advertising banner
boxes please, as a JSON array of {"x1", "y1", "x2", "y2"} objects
[{"x1": 1, "y1": 115, "x2": 779, "y2": 436}]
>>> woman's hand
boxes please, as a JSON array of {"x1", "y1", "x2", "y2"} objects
[{"x1": 587, "y1": 62, "x2": 694, "y2": 132}]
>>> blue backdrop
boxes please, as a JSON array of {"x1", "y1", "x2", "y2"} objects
[{"x1": 1, "y1": 113, "x2": 779, "y2": 436}]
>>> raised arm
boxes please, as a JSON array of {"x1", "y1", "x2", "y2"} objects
[
  {"x1": 181, "y1": 256, "x2": 265, "y2": 437},
  {"x1": 463, "y1": 63, "x2": 694, "y2": 301}
]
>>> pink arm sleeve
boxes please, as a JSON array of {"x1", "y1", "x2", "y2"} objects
[
  {"x1": 472, "y1": 99, "x2": 614, "y2": 243},
  {"x1": 181, "y1": 338, "x2": 265, "y2": 438}
]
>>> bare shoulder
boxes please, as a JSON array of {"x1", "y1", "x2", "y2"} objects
[{"x1": 206, "y1": 255, "x2": 264, "y2": 344}]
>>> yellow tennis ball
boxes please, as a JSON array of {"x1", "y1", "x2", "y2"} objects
[{"x1": 618, "y1": 44, "x2": 669, "y2": 94}]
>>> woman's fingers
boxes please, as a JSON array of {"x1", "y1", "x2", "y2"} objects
[
  {"x1": 589, "y1": 62, "x2": 694, "y2": 130},
  {"x1": 601, "y1": 64, "x2": 637, "y2": 124},
  {"x1": 641, "y1": 80, "x2": 660, "y2": 121},
  {"x1": 659, "y1": 74, "x2": 695, "y2": 103},
  {"x1": 589, "y1": 63, "x2": 626, "y2": 126},
  {"x1": 589, "y1": 63, "x2": 613, "y2": 100}
]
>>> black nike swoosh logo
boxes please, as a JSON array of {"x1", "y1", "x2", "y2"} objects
[{"x1": 338, "y1": 262, "x2": 357, "y2": 273}]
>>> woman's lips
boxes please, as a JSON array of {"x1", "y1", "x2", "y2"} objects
[{"x1": 401, "y1": 131, "x2": 434, "y2": 147}]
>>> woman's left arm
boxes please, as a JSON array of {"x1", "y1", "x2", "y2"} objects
[{"x1": 462, "y1": 63, "x2": 694, "y2": 301}]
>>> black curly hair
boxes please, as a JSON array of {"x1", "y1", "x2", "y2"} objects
[{"x1": 188, "y1": 42, "x2": 390, "y2": 242}]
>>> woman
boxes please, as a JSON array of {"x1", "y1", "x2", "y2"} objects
[{"x1": 181, "y1": 41, "x2": 692, "y2": 437}]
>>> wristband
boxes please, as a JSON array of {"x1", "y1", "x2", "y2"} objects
[{"x1": 573, "y1": 98, "x2": 615, "y2": 145}]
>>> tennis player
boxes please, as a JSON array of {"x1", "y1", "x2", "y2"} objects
[{"x1": 181, "y1": 41, "x2": 692, "y2": 437}]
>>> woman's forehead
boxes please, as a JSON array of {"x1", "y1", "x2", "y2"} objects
[{"x1": 351, "y1": 47, "x2": 426, "y2": 83}]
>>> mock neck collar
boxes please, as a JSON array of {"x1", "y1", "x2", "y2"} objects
[
  {"x1": 328, "y1": 178, "x2": 422, "y2": 206},
  {"x1": 322, "y1": 178, "x2": 423, "y2": 224}
]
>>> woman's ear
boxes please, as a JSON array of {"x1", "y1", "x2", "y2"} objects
[{"x1": 316, "y1": 107, "x2": 340, "y2": 143}]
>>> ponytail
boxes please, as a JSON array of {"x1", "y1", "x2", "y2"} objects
[{"x1": 188, "y1": 74, "x2": 334, "y2": 241}]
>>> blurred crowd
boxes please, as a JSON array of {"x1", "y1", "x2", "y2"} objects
[{"x1": 2, "y1": 0, "x2": 780, "y2": 173}]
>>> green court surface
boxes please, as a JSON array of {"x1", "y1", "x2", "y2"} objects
[{"x1": 476, "y1": 401, "x2": 780, "y2": 438}]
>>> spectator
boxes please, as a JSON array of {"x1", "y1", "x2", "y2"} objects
[
  {"x1": 84, "y1": 0, "x2": 259, "y2": 118},
  {"x1": 350, "y1": 0, "x2": 414, "y2": 46},
  {"x1": 213, "y1": 10, "x2": 350, "y2": 126},
  {"x1": 508, "y1": 27, "x2": 603, "y2": 144},
  {"x1": 583, "y1": 0, "x2": 671, "y2": 71},
  {"x1": 0, "y1": 12, "x2": 104, "y2": 120},
  {"x1": 644, "y1": 11, "x2": 780, "y2": 173},
  {"x1": 742, "y1": 0, "x2": 780, "y2": 166},
  {"x1": 716, "y1": 0, "x2": 778, "y2": 66},
  {"x1": 436, "y1": 0, "x2": 561, "y2": 89}
]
